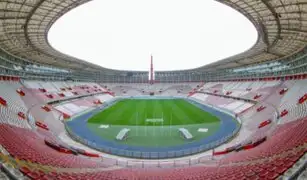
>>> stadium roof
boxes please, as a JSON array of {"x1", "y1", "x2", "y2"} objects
[{"x1": 0, "y1": 0, "x2": 307, "y2": 72}]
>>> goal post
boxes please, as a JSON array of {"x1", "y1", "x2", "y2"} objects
[{"x1": 145, "y1": 118, "x2": 164, "y2": 123}]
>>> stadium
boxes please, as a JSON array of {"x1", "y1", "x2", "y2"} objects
[{"x1": 0, "y1": 0, "x2": 306, "y2": 179}]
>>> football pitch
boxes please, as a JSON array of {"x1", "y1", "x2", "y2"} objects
[{"x1": 87, "y1": 99, "x2": 221, "y2": 147}]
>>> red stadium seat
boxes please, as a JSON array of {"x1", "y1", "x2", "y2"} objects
[
  {"x1": 253, "y1": 94, "x2": 262, "y2": 100},
  {"x1": 82, "y1": 151, "x2": 100, "y2": 158},
  {"x1": 58, "y1": 93, "x2": 65, "y2": 97},
  {"x1": 39, "y1": 88, "x2": 47, "y2": 93},
  {"x1": 0, "y1": 124, "x2": 106, "y2": 168},
  {"x1": 298, "y1": 93, "x2": 307, "y2": 104},
  {"x1": 0, "y1": 79, "x2": 306, "y2": 180},
  {"x1": 280, "y1": 109, "x2": 288, "y2": 117},
  {"x1": 62, "y1": 113, "x2": 71, "y2": 119},
  {"x1": 257, "y1": 105, "x2": 266, "y2": 112},
  {"x1": 226, "y1": 91, "x2": 232, "y2": 95},
  {"x1": 0, "y1": 96, "x2": 7, "y2": 106},
  {"x1": 45, "y1": 93, "x2": 53, "y2": 99},
  {"x1": 258, "y1": 119, "x2": 272, "y2": 128},
  {"x1": 213, "y1": 149, "x2": 229, "y2": 155},
  {"x1": 16, "y1": 88, "x2": 25, "y2": 96},
  {"x1": 41, "y1": 105, "x2": 51, "y2": 112},
  {"x1": 35, "y1": 121, "x2": 49, "y2": 130},
  {"x1": 279, "y1": 88, "x2": 288, "y2": 95},
  {"x1": 93, "y1": 100, "x2": 102, "y2": 104},
  {"x1": 17, "y1": 112, "x2": 26, "y2": 119}
]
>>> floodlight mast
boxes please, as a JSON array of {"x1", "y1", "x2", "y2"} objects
[{"x1": 149, "y1": 54, "x2": 154, "y2": 84}]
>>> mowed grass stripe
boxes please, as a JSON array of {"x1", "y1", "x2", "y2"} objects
[
  {"x1": 88, "y1": 99, "x2": 220, "y2": 126},
  {"x1": 101, "y1": 101, "x2": 127, "y2": 122},
  {"x1": 115, "y1": 101, "x2": 139, "y2": 124},
  {"x1": 105, "y1": 101, "x2": 131, "y2": 123},
  {"x1": 164, "y1": 100, "x2": 188, "y2": 125},
  {"x1": 154, "y1": 99, "x2": 163, "y2": 119},
  {"x1": 89, "y1": 100, "x2": 131, "y2": 124},
  {"x1": 178, "y1": 99, "x2": 219, "y2": 123},
  {"x1": 128, "y1": 100, "x2": 145, "y2": 125}
]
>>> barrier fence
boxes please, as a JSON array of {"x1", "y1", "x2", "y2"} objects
[
  {"x1": 64, "y1": 96, "x2": 242, "y2": 159},
  {"x1": 64, "y1": 123, "x2": 240, "y2": 160}
]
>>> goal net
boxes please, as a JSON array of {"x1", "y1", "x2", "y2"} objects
[{"x1": 145, "y1": 118, "x2": 164, "y2": 123}]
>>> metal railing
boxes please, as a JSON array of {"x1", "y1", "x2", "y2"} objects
[{"x1": 64, "y1": 124, "x2": 239, "y2": 160}]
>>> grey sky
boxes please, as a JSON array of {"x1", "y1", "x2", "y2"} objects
[{"x1": 48, "y1": 0, "x2": 257, "y2": 71}]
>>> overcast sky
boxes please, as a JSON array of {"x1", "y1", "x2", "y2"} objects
[{"x1": 48, "y1": 0, "x2": 257, "y2": 71}]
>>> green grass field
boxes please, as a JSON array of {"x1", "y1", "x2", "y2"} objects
[
  {"x1": 88, "y1": 99, "x2": 219, "y2": 125},
  {"x1": 87, "y1": 99, "x2": 221, "y2": 147}
]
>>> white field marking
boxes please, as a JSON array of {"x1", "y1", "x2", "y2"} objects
[
  {"x1": 198, "y1": 128, "x2": 208, "y2": 132},
  {"x1": 99, "y1": 124, "x2": 110, "y2": 128}
]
